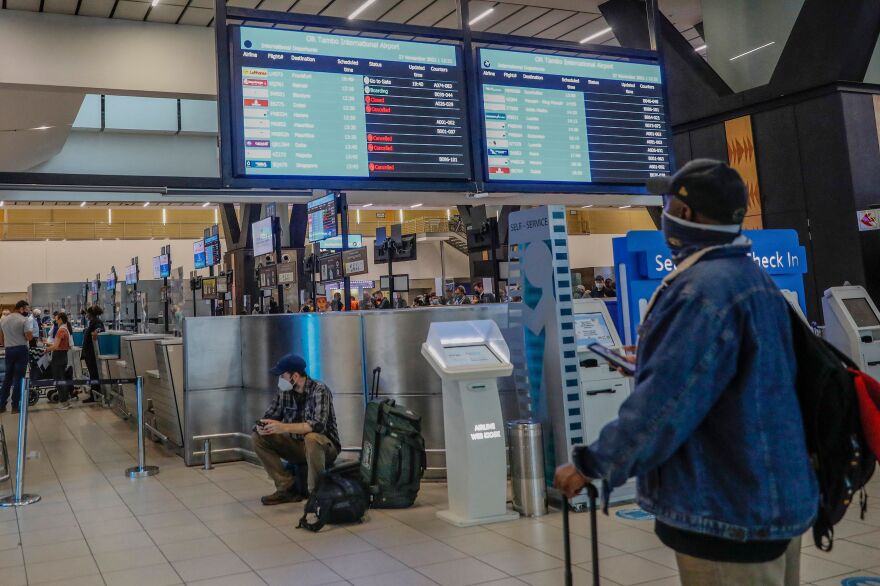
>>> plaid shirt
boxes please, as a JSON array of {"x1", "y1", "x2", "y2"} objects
[{"x1": 262, "y1": 377, "x2": 340, "y2": 450}]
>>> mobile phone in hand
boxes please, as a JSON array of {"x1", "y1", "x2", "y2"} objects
[{"x1": 587, "y1": 343, "x2": 635, "y2": 376}]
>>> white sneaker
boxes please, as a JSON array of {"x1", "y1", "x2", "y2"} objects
[{"x1": 57, "y1": 402, "x2": 70, "y2": 410}]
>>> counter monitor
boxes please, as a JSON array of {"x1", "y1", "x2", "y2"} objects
[
  {"x1": 574, "y1": 312, "x2": 615, "y2": 350},
  {"x1": 307, "y1": 194, "x2": 338, "y2": 242},
  {"x1": 152, "y1": 256, "x2": 162, "y2": 280},
  {"x1": 159, "y1": 254, "x2": 170, "y2": 278},
  {"x1": 204, "y1": 234, "x2": 222, "y2": 267},
  {"x1": 230, "y1": 26, "x2": 471, "y2": 182},
  {"x1": 443, "y1": 344, "x2": 500, "y2": 368},
  {"x1": 106, "y1": 273, "x2": 116, "y2": 292},
  {"x1": 125, "y1": 264, "x2": 138, "y2": 286},
  {"x1": 193, "y1": 240, "x2": 206, "y2": 270},
  {"x1": 252, "y1": 216, "x2": 275, "y2": 257},
  {"x1": 477, "y1": 47, "x2": 671, "y2": 187},
  {"x1": 843, "y1": 297, "x2": 880, "y2": 328}
]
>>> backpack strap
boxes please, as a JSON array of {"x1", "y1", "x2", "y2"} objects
[
  {"x1": 642, "y1": 245, "x2": 724, "y2": 319},
  {"x1": 297, "y1": 494, "x2": 332, "y2": 532}
]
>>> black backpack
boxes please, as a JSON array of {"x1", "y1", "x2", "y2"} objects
[
  {"x1": 297, "y1": 461, "x2": 368, "y2": 532},
  {"x1": 788, "y1": 305, "x2": 876, "y2": 550},
  {"x1": 360, "y1": 368, "x2": 427, "y2": 508}
]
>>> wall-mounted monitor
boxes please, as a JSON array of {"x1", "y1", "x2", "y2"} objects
[
  {"x1": 252, "y1": 216, "x2": 275, "y2": 257},
  {"x1": 193, "y1": 239, "x2": 206, "y2": 269},
  {"x1": 476, "y1": 47, "x2": 671, "y2": 189},
  {"x1": 204, "y1": 234, "x2": 222, "y2": 267},
  {"x1": 307, "y1": 194, "x2": 338, "y2": 242},
  {"x1": 380, "y1": 274, "x2": 410, "y2": 292},
  {"x1": 373, "y1": 233, "x2": 417, "y2": 263},
  {"x1": 227, "y1": 25, "x2": 471, "y2": 186}
]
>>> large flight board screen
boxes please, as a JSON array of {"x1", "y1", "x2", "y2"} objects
[
  {"x1": 477, "y1": 48, "x2": 671, "y2": 185},
  {"x1": 230, "y1": 26, "x2": 471, "y2": 181}
]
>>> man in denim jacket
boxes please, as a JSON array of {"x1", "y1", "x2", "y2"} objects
[{"x1": 555, "y1": 159, "x2": 817, "y2": 585}]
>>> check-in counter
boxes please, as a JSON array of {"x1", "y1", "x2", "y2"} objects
[
  {"x1": 144, "y1": 338, "x2": 185, "y2": 448},
  {"x1": 96, "y1": 330, "x2": 128, "y2": 398},
  {"x1": 117, "y1": 334, "x2": 173, "y2": 412}
]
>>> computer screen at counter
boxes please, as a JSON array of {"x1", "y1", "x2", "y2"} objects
[
  {"x1": 477, "y1": 47, "x2": 671, "y2": 186},
  {"x1": 229, "y1": 26, "x2": 472, "y2": 182}
]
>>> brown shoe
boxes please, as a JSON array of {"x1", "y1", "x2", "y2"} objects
[{"x1": 261, "y1": 490, "x2": 303, "y2": 506}]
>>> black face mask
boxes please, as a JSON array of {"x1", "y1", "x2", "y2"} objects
[{"x1": 661, "y1": 211, "x2": 741, "y2": 262}]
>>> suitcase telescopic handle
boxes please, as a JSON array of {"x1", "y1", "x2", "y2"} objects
[
  {"x1": 562, "y1": 485, "x2": 601, "y2": 586},
  {"x1": 371, "y1": 367, "x2": 381, "y2": 400}
]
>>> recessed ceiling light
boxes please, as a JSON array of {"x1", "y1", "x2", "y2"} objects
[
  {"x1": 580, "y1": 205, "x2": 594, "y2": 209},
  {"x1": 151, "y1": 0, "x2": 159, "y2": 6},
  {"x1": 143, "y1": 202, "x2": 150, "y2": 207},
  {"x1": 410, "y1": 203, "x2": 423, "y2": 208},
  {"x1": 80, "y1": 201, "x2": 86, "y2": 207},
  {"x1": 619, "y1": 205, "x2": 632, "y2": 209},
  {"x1": 469, "y1": 7, "x2": 494, "y2": 26},
  {"x1": 729, "y1": 41, "x2": 774, "y2": 61},
  {"x1": 32, "y1": 125, "x2": 52, "y2": 131},
  {"x1": 694, "y1": 44, "x2": 707, "y2": 52},
  {"x1": 580, "y1": 27, "x2": 612, "y2": 44},
  {"x1": 202, "y1": 202, "x2": 211, "y2": 207},
  {"x1": 348, "y1": 0, "x2": 375, "y2": 19},
  {"x1": 362, "y1": 203, "x2": 373, "y2": 208}
]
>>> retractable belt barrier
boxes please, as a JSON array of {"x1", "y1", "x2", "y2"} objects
[
  {"x1": 27, "y1": 377, "x2": 139, "y2": 388},
  {"x1": 0, "y1": 380, "x2": 40, "y2": 507}
]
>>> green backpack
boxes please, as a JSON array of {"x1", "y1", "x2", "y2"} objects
[{"x1": 360, "y1": 368, "x2": 427, "y2": 508}]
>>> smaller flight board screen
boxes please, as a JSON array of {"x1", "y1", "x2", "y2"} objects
[
  {"x1": 204, "y1": 234, "x2": 222, "y2": 267},
  {"x1": 152, "y1": 256, "x2": 162, "y2": 279},
  {"x1": 308, "y1": 194, "x2": 338, "y2": 242},
  {"x1": 477, "y1": 48, "x2": 671, "y2": 185},
  {"x1": 230, "y1": 26, "x2": 471, "y2": 182},
  {"x1": 106, "y1": 273, "x2": 116, "y2": 292},
  {"x1": 194, "y1": 240, "x2": 206, "y2": 270},
  {"x1": 253, "y1": 217, "x2": 275, "y2": 257},
  {"x1": 159, "y1": 254, "x2": 171, "y2": 278},
  {"x1": 125, "y1": 265, "x2": 138, "y2": 286}
]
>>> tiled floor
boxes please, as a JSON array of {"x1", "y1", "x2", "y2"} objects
[{"x1": 0, "y1": 402, "x2": 879, "y2": 586}]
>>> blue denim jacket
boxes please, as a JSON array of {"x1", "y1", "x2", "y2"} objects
[{"x1": 574, "y1": 241, "x2": 818, "y2": 541}]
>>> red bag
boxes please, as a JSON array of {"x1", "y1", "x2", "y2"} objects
[{"x1": 852, "y1": 368, "x2": 880, "y2": 460}]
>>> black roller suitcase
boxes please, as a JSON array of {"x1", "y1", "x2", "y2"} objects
[{"x1": 563, "y1": 484, "x2": 601, "y2": 586}]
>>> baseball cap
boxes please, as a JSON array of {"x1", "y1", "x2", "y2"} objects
[
  {"x1": 646, "y1": 159, "x2": 747, "y2": 225},
  {"x1": 270, "y1": 354, "x2": 307, "y2": 376}
]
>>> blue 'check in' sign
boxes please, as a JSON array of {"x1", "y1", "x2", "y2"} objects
[
  {"x1": 841, "y1": 578, "x2": 880, "y2": 585},
  {"x1": 615, "y1": 508, "x2": 655, "y2": 521}
]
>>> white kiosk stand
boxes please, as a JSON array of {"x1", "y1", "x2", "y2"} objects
[
  {"x1": 422, "y1": 320, "x2": 519, "y2": 527},
  {"x1": 822, "y1": 285, "x2": 880, "y2": 380},
  {"x1": 572, "y1": 298, "x2": 635, "y2": 502}
]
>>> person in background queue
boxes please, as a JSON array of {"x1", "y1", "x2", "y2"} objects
[
  {"x1": 554, "y1": 160, "x2": 816, "y2": 586},
  {"x1": 45, "y1": 312, "x2": 73, "y2": 410},
  {"x1": 81, "y1": 306, "x2": 106, "y2": 404},
  {"x1": 330, "y1": 292, "x2": 344, "y2": 312},
  {"x1": 451, "y1": 286, "x2": 471, "y2": 305},
  {"x1": 373, "y1": 290, "x2": 391, "y2": 310},
  {"x1": 473, "y1": 281, "x2": 496, "y2": 304},
  {"x1": 604, "y1": 277, "x2": 617, "y2": 298},
  {"x1": 589, "y1": 276, "x2": 607, "y2": 298},
  {"x1": 253, "y1": 354, "x2": 340, "y2": 504},
  {"x1": 0, "y1": 301, "x2": 34, "y2": 413},
  {"x1": 350, "y1": 296, "x2": 359, "y2": 310}
]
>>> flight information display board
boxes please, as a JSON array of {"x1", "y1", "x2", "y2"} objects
[
  {"x1": 477, "y1": 48, "x2": 671, "y2": 185},
  {"x1": 230, "y1": 26, "x2": 471, "y2": 181}
]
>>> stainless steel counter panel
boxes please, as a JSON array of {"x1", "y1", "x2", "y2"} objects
[
  {"x1": 147, "y1": 339, "x2": 184, "y2": 448},
  {"x1": 119, "y1": 334, "x2": 172, "y2": 410},
  {"x1": 183, "y1": 317, "x2": 242, "y2": 391},
  {"x1": 239, "y1": 313, "x2": 366, "y2": 451},
  {"x1": 361, "y1": 305, "x2": 517, "y2": 476}
]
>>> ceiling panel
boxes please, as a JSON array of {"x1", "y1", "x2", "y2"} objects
[
  {"x1": 485, "y1": 5, "x2": 547, "y2": 34},
  {"x1": 112, "y1": 0, "x2": 148, "y2": 19},
  {"x1": 556, "y1": 16, "x2": 609, "y2": 43},
  {"x1": 467, "y1": 2, "x2": 518, "y2": 31},
  {"x1": 190, "y1": 0, "x2": 213, "y2": 8},
  {"x1": 6, "y1": 0, "x2": 40, "y2": 11},
  {"x1": 509, "y1": 8, "x2": 570, "y2": 36},
  {"x1": 352, "y1": 0, "x2": 401, "y2": 21},
  {"x1": 372, "y1": 0, "x2": 429, "y2": 23},
  {"x1": 499, "y1": 0, "x2": 601, "y2": 10},
  {"x1": 77, "y1": 0, "x2": 114, "y2": 16},
  {"x1": 147, "y1": 2, "x2": 184, "y2": 20},
  {"x1": 252, "y1": 0, "x2": 288, "y2": 9},
  {"x1": 533, "y1": 11, "x2": 596, "y2": 39},
  {"x1": 289, "y1": 0, "x2": 332, "y2": 14},
  {"x1": 319, "y1": 0, "x2": 363, "y2": 18},
  {"x1": 431, "y1": 9, "x2": 459, "y2": 28},
  {"x1": 228, "y1": 0, "x2": 261, "y2": 6},
  {"x1": 405, "y1": 0, "x2": 455, "y2": 26},
  {"x1": 42, "y1": 0, "x2": 78, "y2": 15},
  {"x1": 177, "y1": 5, "x2": 213, "y2": 23}
]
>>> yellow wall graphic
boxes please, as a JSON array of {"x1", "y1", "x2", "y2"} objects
[{"x1": 724, "y1": 115, "x2": 763, "y2": 229}]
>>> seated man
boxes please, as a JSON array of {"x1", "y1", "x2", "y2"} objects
[{"x1": 253, "y1": 353, "x2": 340, "y2": 505}]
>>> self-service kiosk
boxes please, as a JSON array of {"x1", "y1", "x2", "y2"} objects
[
  {"x1": 822, "y1": 285, "x2": 880, "y2": 379},
  {"x1": 422, "y1": 320, "x2": 519, "y2": 527},
  {"x1": 572, "y1": 298, "x2": 636, "y2": 502}
]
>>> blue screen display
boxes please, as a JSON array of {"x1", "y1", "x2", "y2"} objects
[
  {"x1": 477, "y1": 48, "x2": 671, "y2": 185},
  {"x1": 204, "y1": 234, "x2": 221, "y2": 267},
  {"x1": 194, "y1": 240, "x2": 206, "y2": 270},
  {"x1": 230, "y1": 26, "x2": 470, "y2": 181}
]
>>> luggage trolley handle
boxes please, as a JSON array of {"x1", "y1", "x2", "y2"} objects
[
  {"x1": 370, "y1": 367, "x2": 381, "y2": 401},
  {"x1": 563, "y1": 483, "x2": 600, "y2": 586}
]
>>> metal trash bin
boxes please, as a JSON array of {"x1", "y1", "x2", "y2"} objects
[{"x1": 506, "y1": 420, "x2": 547, "y2": 517}]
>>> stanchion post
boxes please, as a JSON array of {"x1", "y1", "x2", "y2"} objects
[
  {"x1": 0, "y1": 379, "x2": 41, "y2": 506},
  {"x1": 203, "y1": 439, "x2": 213, "y2": 471},
  {"x1": 125, "y1": 377, "x2": 159, "y2": 479}
]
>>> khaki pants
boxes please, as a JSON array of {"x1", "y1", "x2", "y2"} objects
[
  {"x1": 251, "y1": 431, "x2": 338, "y2": 493},
  {"x1": 676, "y1": 537, "x2": 801, "y2": 586}
]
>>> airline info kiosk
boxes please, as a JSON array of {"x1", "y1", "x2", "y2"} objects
[
  {"x1": 422, "y1": 320, "x2": 519, "y2": 527},
  {"x1": 573, "y1": 298, "x2": 636, "y2": 502},
  {"x1": 823, "y1": 285, "x2": 880, "y2": 380}
]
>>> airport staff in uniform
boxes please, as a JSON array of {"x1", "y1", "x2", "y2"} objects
[
  {"x1": 253, "y1": 354, "x2": 340, "y2": 505},
  {"x1": 555, "y1": 160, "x2": 817, "y2": 586},
  {"x1": 0, "y1": 301, "x2": 34, "y2": 413},
  {"x1": 81, "y1": 306, "x2": 106, "y2": 403}
]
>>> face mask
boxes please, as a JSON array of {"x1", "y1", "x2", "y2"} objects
[
  {"x1": 277, "y1": 376, "x2": 294, "y2": 392},
  {"x1": 661, "y1": 211, "x2": 741, "y2": 261}
]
